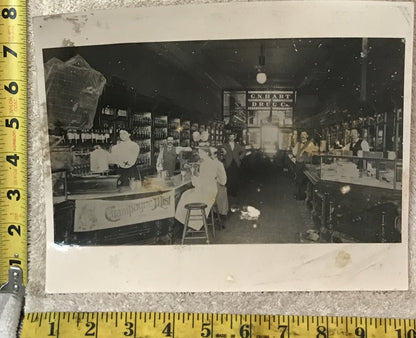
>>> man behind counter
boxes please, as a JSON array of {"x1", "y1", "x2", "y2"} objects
[
  {"x1": 343, "y1": 128, "x2": 370, "y2": 155},
  {"x1": 110, "y1": 129, "x2": 140, "y2": 186},
  {"x1": 292, "y1": 130, "x2": 317, "y2": 200},
  {"x1": 156, "y1": 136, "x2": 192, "y2": 177}
]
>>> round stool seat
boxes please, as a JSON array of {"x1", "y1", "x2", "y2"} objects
[{"x1": 184, "y1": 203, "x2": 208, "y2": 210}]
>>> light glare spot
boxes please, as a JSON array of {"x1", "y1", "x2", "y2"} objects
[{"x1": 341, "y1": 185, "x2": 351, "y2": 194}]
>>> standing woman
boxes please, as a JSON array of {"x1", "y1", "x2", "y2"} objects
[{"x1": 175, "y1": 147, "x2": 218, "y2": 231}]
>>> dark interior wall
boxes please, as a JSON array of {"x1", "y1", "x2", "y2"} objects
[
  {"x1": 42, "y1": 38, "x2": 405, "y2": 128},
  {"x1": 43, "y1": 43, "x2": 222, "y2": 122},
  {"x1": 293, "y1": 38, "x2": 404, "y2": 128}
]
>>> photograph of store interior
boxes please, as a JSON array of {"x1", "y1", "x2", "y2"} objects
[{"x1": 44, "y1": 37, "x2": 404, "y2": 246}]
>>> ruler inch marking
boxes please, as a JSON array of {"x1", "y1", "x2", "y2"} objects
[
  {"x1": 365, "y1": 317, "x2": 367, "y2": 338},
  {"x1": 210, "y1": 313, "x2": 214, "y2": 338},
  {"x1": 172, "y1": 312, "x2": 175, "y2": 338},
  {"x1": 250, "y1": 314, "x2": 252, "y2": 338},
  {"x1": 95, "y1": 311, "x2": 98, "y2": 338},
  {"x1": 56, "y1": 312, "x2": 60, "y2": 338},
  {"x1": 20, "y1": 313, "x2": 416, "y2": 337},
  {"x1": 326, "y1": 316, "x2": 329, "y2": 338}
]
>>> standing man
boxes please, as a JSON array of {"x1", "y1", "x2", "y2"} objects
[
  {"x1": 343, "y1": 128, "x2": 370, "y2": 169},
  {"x1": 293, "y1": 130, "x2": 316, "y2": 200},
  {"x1": 110, "y1": 129, "x2": 140, "y2": 186},
  {"x1": 157, "y1": 136, "x2": 192, "y2": 177},
  {"x1": 292, "y1": 130, "x2": 317, "y2": 161},
  {"x1": 210, "y1": 147, "x2": 228, "y2": 225},
  {"x1": 344, "y1": 128, "x2": 370, "y2": 155},
  {"x1": 222, "y1": 132, "x2": 246, "y2": 197}
]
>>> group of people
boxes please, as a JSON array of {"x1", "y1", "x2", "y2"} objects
[
  {"x1": 103, "y1": 129, "x2": 246, "y2": 232},
  {"x1": 174, "y1": 132, "x2": 246, "y2": 231},
  {"x1": 291, "y1": 127, "x2": 369, "y2": 200}
]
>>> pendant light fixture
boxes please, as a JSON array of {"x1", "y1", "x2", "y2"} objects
[{"x1": 256, "y1": 44, "x2": 267, "y2": 84}]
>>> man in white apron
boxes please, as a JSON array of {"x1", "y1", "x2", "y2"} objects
[{"x1": 110, "y1": 129, "x2": 140, "y2": 186}]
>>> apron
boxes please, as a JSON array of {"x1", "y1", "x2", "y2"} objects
[{"x1": 175, "y1": 158, "x2": 218, "y2": 230}]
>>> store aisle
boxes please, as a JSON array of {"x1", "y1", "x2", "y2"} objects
[{"x1": 211, "y1": 167, "x2": 314, "y2": 244}]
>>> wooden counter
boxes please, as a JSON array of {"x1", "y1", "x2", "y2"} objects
[
  {"x1": 53, "y1": 174, "x2": 193, "y2": 246},
  {"x1": 302, "y1": 163, "x2": 401, "y2": 243}
]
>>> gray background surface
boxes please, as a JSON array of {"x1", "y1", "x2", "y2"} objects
[{"x1": 26, "y1": 0, "x2": 416, "y2": 318}]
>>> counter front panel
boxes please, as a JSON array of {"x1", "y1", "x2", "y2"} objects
[{"x1": 54, "y1": 176, "x2": 192, "y2": 245}]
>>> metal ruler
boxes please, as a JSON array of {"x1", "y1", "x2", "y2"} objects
[
  {"x1": 0, "y1": 0, "x2": 27, "y2": 288},
  {"x1": 21, "y1": 313, "x2": 416, "y2": 337}
]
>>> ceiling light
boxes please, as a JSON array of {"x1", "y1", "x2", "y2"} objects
[
  {"x1": 256, "y1": 44, "x2": 267, "y2": 84},
  {"x1": 256, "y1": 72, "x2": 267, "y2": 84}
]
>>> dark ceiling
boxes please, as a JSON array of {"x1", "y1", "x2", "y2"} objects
[{"x1": 43, "y1": 38, "x2": 405, "y2": 123}]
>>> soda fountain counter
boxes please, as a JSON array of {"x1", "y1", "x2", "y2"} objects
[
  {"x1": 53, "y1": 173, "x2": 193, "y2": 246},
  {"x1": 289, "y1": 153, "x2": 402, "y2": 243}
]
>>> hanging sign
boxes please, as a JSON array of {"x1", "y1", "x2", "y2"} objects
[{"x1": 247, "y1": 90, "x2": 294, "y2": 110}]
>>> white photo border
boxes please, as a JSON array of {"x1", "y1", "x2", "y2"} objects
[{"x1": 33, "y1": 1, "x2": 413, "y2": 293}]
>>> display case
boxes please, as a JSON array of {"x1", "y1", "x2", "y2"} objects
[
  {"x1": 180, "y1": 120, "x2": 191, "y2": 147},
  {"x1": 190, "y1": 122, "x2": 199, "y2": 147},
  {"x1": 153, "y1": 115, "x2": 168, "y2": 165},
  {"x1": 168, "y1": 117, "x2": 180, "y2": 146},
  {"x1": 131, "y1": 111, "x2": 152, "y2": 169},
  {"x1": 98, "y1": 105, "x2": 116, "y2": 133},
  {"x1": 208, "y1": 121, "x2": 224, "y2": 146},
  {"x1": 321, "y1": 108, "x2": 396, "y2": 154},
  {"x1": 115, "y1": 108, "x2": 129, "y2": 131},
  {"x1": 318, "y1": 154, "x2": 402, "y2": 190}
]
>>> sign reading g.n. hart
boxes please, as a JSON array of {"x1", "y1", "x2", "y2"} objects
[
  {"x1": 74, "y1": 190, "x2": 175, "y2": 232},
  {"x1": 247, "y1": 90, "x2": 294, "y2": 110}
]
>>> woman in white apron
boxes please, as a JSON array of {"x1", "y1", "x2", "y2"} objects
[{"x1": 175, "y1": 147, "x2": 218, "y2": 231}]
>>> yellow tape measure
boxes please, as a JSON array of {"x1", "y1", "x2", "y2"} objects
[
  {"x1": 21, "y1": 313, "x2": 416, "y2": 338},
  {"x1": 0, "y1": 0, "x2": 27, "y2": 287}
]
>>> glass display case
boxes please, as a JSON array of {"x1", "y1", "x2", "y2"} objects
[{"x1": 318, "y1": 154, "x2": 402, "y2": 190}]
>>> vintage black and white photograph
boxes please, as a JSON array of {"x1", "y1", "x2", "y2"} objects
[
  {"x1": 45, "y1": 37, "x2": 404, "y2": 246},
  {"x1": 34, "y1": 1, "x2": 412, "y2": 292}
]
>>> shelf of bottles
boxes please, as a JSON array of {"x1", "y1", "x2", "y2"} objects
[
  {"x1": 131, "y1": 112, "x2": 152, "y2": 168},
  {"x1": 323, "y1": 111, "x2": 391, "y2": 154},
  {"x1": 168, "y1": 117, "x2": 181, "y2": 146},
  {"x1": 101, "y1": 106, "x2": 116, "y2": 119},
  {"x1": 190, "y1": 123, "x2": 199, "y2": 147},
  {"x1": 209, "y1": 121, "x2": 225, "y2": 147},
  {"x1": 153, "y1": 115, "x2": 168, "y2": 162},
  {"x1": 180, "y1": 120, "x2": 191, "y2": 147},
  {"x1": 61, "y1": 128, "x2": 114, "y2": 176},
  {"x1": 394, "y1": 108, "x2": 403, "y2": 159}
]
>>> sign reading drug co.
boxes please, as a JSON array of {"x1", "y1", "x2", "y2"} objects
[{"x1": 247, "y1": 90, "x2": 294, "y2": 110}]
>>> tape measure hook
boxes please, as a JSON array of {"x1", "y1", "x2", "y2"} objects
[{"x1": 0, "y1": 266, "x2": 25, "y2": 297}]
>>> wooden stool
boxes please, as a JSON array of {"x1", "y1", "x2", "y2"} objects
[
  {"x1": 181, "y1": 203, "x2": 210, "y2": 244},
  {"x1": 207, "y1": 203, "x2": 223, "y2": 238}
]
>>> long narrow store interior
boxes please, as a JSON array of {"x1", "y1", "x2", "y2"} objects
[{"x1": 45, "y1": 38, "x2": 404, "y2": 246}]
